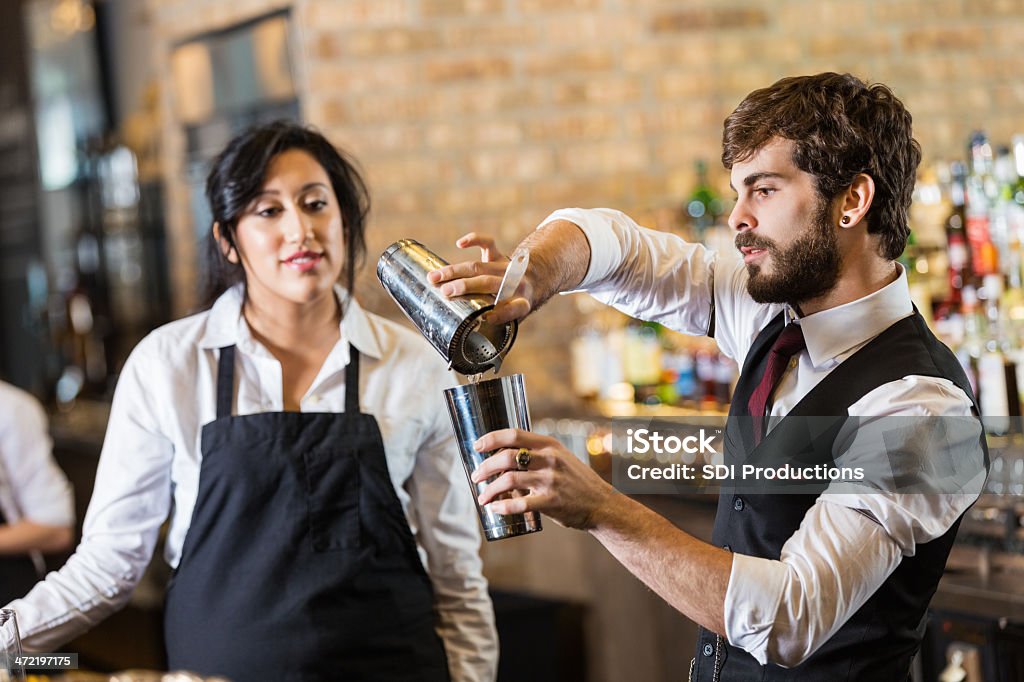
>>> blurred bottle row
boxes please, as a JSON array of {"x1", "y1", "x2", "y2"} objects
[
  {"x1": 905, "y1": 132, "x2": 1024, "y2": 435},
  {"x1": 570, "y1": 320, "x2": 737, "y2": 413},
  {"x1": 565, "y1": 136, "x2": 1024, "y2": 430}
]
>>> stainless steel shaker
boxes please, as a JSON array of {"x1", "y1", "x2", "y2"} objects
[
  {"x1": 377, "y1": 239, "x2": 518, "y2": 375},
  {"x1": 444, "y1": 374, "x2": 542, "y2": 541},
  {"x1": 0, "y1": 609, "x2": 23, "y2": 680}
]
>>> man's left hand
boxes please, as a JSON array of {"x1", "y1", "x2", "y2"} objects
[{"x1": 471, "y1": 429, "x2": 615, "y2": 530}]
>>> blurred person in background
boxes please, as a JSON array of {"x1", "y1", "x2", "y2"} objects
[
  {"x1": 3, "y1": 121, "x2": 497, "y2": 682},
  {"x1": 0, "y1": 380, "x2": 74, "y2": 605},
  {"x1": 431, "y1": 72, "x2": 988, "y2": 681}
]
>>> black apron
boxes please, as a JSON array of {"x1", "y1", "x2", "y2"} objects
[
  {"x1": 164, "y1": 345, "x2": 450, "y2": 682},
  {"x1": 0, "y1": 507, "x2": 41, "y2": 605}
]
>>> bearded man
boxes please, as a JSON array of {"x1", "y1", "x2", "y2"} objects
[{"x1": 430, "y1": 72, "x2": 989, "y2": 681}]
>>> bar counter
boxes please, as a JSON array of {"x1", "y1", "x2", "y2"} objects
[{"x1": 934, "y1": 548, "x2": 1024, "y2": 622}]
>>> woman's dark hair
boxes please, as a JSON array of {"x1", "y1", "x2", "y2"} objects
[
  {"x1": 200, "y1": 120, "x2": 370, "y2": 307},
  {"x1": 722, "y1": 72, "x2": 921, "y2": 260}
]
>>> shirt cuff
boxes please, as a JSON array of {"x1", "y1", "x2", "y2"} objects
[
  {"x1": 724, "y1": 552, "x2": 788, "y2": 666},
  {"x1": 537, "y1": 208, "x2": 622, "y2": 290}
]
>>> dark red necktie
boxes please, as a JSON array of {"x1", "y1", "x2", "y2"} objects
[{"x1": 748, "y1": 323, "x2": 806, "y2": 445}]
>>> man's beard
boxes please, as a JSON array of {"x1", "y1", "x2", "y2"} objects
[{"x1": 735, "y1": 200, "x2": 841, "y2": 306}]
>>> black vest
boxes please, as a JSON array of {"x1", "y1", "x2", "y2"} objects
[{"x1": 691, "y1": 311, "x2": 988, "y2": 681}]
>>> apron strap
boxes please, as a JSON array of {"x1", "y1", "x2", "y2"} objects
[
  {"x1": 346, "y1": 347, "x2": 361, "y2": 414},
  {"x1": 216, "y1": 345, "x2": 236, "y2": 419},
  {"x1": 216, "y1": 344, "x2": 359, "y2": 415}
]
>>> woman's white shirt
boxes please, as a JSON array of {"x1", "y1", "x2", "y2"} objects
[{"x1": 6, "y1": 284, "x2": 497, "y2": 681}]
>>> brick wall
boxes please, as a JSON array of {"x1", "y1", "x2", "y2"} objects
[{"x1": 149, "y1": 0, "x2": 1024, "y2": 412}]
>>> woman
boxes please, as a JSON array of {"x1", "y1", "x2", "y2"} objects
[{"x1": 4, "y1": 122, "x2": 497, "y2": 681}]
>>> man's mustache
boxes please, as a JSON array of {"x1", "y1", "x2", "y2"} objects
[{"x1": 734, "y1": 232, "x2": 776, "y2": 252}]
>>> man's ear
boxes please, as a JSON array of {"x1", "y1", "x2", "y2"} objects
[
  {"x1": 838, "y1": 173, "x2": 875, "y2": 228},
  {"x1": 212, "y1": 222, "x2": 239, "y2": 264}
]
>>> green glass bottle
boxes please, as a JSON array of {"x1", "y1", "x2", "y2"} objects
[{"x1": 685, "y1": 159, "x2": 724, "y2": 240}]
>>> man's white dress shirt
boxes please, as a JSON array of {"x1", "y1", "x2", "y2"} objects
[{"x1": 547, "y1": 207, "x2": 986, "y2": 667}]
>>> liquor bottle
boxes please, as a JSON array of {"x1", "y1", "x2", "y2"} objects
[
  {"x1": 979, "y1": 274, "x2": 1011, "y2": 434},
  {"x1": 673, "y1": 353, "x2": 698, "y2": 407},
  {"x1": 569, "y1": 327, "x2": 604, "y2": 400},
  {"x1": 1013, "y1": 135, "x2": 1024, "y2": 207},
  {"x1": 945, "y1": 162, "x2": 972, "y2": 308},
  {"x1": 910, "y1": 163, "x2": 954, "y2": 310},
  {"x1": 684, "y1": 159, "x2": 724, "y2": 241},
  {"x1": 1003, "y1": 143, "x2": 1024, "y2": 312},
  {"x1": 911, "y1": 164, "x2": 951, "y2": 249},
  {"x1": 623, "y1": 322, "x2": 663, "y2": 404},
  {"x1": 1000, "y1": 141, "x2": 1024, "y2": 288},
  {"x1": 902, "y1": 231, "x2": 935, "y2": 327},
  {"x1": 960, "y1": 284, "x2": 983, "y2": 397},
  {"x1": 966, "y1": 132, "x2": 999, "y2": 276},
  {"x1": 694, "y1": 348, "x2": 720, "y2": 410},
  {"x1": 1000, "y1": 137, "x2": 1024, "y2": 428},
  {"x1": 713, "y1": 354, "x2": 736, "y2": 407},
  {"x1": 658, "y1": 338, "x2": 690, "y2": 407}
]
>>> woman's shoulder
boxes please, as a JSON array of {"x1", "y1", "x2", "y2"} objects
[
  {"x1": 128, "y1": 309, "x2": 216, "y2": 367},
  {"x1": 357, "y1": 306, "x2": 450, "y2": 375}
]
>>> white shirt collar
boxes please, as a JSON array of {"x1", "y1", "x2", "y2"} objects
[
  {"x1": 197, "y1": 283, "x2": 384, "y2": 360},
  {"x1": 787, "y1": 264, "x2": 913, "y2": 368}
]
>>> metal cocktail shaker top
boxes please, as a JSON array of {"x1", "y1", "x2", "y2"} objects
[{"x1": 377, "y1": 239, "x2": 518, "y2": 375}]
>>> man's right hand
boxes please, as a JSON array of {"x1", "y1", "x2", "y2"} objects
[{"x1": 427, "y1": 232, "x2": 534, "y2": 326}]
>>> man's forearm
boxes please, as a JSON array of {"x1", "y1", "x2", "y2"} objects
[
  {"x1": 589, "y1": 493, "x2": 731, "y2": 636},
  {"x1": 517, "y1": 219, "x2": 591, "y2": 311}
]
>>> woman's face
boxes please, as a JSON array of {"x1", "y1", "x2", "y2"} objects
[{"x1": 229, "y1": 149, "x2": 345, "y2": 309}]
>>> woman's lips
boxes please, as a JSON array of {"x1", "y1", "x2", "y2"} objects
[{"x1": 283, "y1": 251, "x2": 323, "y2": 272}]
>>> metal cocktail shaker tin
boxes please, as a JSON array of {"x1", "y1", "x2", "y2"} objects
[
  {"x1": 377, "y1": 239, "x2": 518, "y2": 375},
  {"x1": 444, "y1": 374, "x2": 542, "y2": 541}
]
